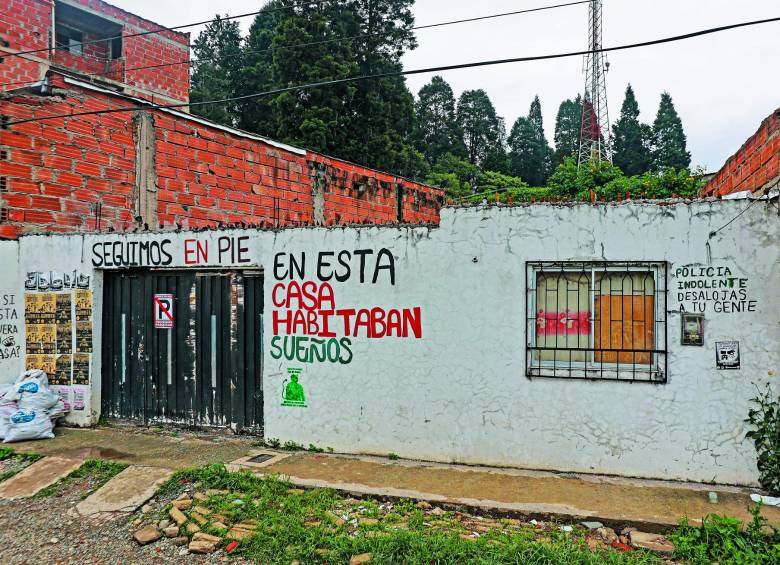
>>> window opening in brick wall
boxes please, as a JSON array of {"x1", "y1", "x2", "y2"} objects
[
  {"x1": 526, "y1": 261, "x2": 667, "y2": 382},
  {"x1": 0, "y1": 177, "x2": 7, "y2": 193},
  {"x1": 55, "y1": 2, "x2": 123, "y2": 60}
]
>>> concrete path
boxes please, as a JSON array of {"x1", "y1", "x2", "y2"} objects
[
  {"x1": 0, "y1": 456, "x2": 83, "y2": 499},
  {"x1": 76, "y1": 465, "x2": 174, "y2": 516},
  {"x1": 239, "y1": 452, "x2": 780, "y2": 532}
]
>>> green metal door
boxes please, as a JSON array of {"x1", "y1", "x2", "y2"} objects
[{"x1": 101, "y1": 270, "x2": 263, "y2": 431}]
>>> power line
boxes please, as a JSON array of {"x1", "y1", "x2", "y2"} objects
[
  {"x1": 6, "y1": 15, "x2": 780, "y2": 127},
  {"x1": 0, "y1": 0, "x2": 592, "y2": 90},
  {"x1": 0, "y1": 0, "x2": 319, "y2": 60}
]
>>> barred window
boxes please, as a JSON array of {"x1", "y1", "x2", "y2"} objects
[{"x1": 526, "y1": 262, "x2": 667, "y2": 382}]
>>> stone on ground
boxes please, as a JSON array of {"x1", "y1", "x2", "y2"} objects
[
  {"x1": 186, "y1": 523, "x2": 201, "y2": 534},
  {"x1": 133, "y1": 526, "x2": 161, "y2": 545},
  {"x1": 163, "y1": 526, "x2": 180, "y2": 538},
  {"x1": 171, "y1": 498, "x2": 192, "y2": 509},
  {"x1": 169, "y1": 507, "x2": 187, "y2": 525},
  {"x1": 189, "y1": 540, "x2": 217, "y2": 554},
  {"x1": 192, "y1": 532, "x2": 220, "y2": 544},
  {"x1": 629, "y1": 531, "x2": 676, "y2": 554},
  {"x1": 0, "y1": 456, "x2": 83, "y2": 500},
  {"x1": 594, "y1": 527, "x2": 618, "y2": 544},
  {"x1": 76, "y1": 465, "x2": 173, "y2": 516},
  {"x1": 580, "y1": 521, "x2": 604, "y2": 529}
]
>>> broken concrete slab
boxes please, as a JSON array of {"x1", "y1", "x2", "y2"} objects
[
  {"x1": 76, "y1": 465, "x2": 173, "y2": 516},
  {"x1": 0, "y1": 456, "x2": 83, "y2": 500},
  {"x1": 629, "y1": 531, "x2": 676, "y2": 554}
]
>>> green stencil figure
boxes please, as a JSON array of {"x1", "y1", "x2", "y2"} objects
[{"x1": 282, "y1": 370, "x2": 306, "y2": 407}]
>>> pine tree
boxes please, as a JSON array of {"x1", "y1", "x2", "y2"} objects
[
  {"x1": 508, "y1": 96, "x2": 552, "y2": 185},
  {"x1": 269, "y1": 2, "x2": 357, "y2": 154},
  {"x1": 652, "y1": 92, "x2": 691, "y2": 170},
  {"x1": 456, "y1": 89, "x2": 504, "y2": 169},
  {"x1": 337, "y1": 0, "x2": 419, "y2": 174},
  {"x1": 235, "y1": 1, "x2": 286, "y2": 136},
  {"x1": 612, "y1": 85, "x2": 652, "y2": 176},
  {"x1": 189, "y1": 15, "x2": 244, "y2": 125},
  {"x1": 413, "y1": 76, "x2": 465, "y2": 164},
  {"x1": 552, "y1": 95, "x2": 582, "y2": 167}
]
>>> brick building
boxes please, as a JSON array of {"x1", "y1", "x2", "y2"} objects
[
  {"x1": 700, "y1": 107, "x2": 780, "y2": 198},
  {"x1": 0, "y1": 0, "x2": 442, "y2": 239}
]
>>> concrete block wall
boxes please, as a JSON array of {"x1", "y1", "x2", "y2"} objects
[
  {"x1": 0, "y1": 73, "x2": 442, "y2": 237},
  {"x1": 0, "y1": 0, "x2": 190, "y2": 103},
  {"x1": 701, "y1": 107, "x2": 780, "y2": 197}
]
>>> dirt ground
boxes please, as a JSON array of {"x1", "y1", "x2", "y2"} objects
[{"x1": 0, "y1": 469, "x2": 251, "y2": 565}]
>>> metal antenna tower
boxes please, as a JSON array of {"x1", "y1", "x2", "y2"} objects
[{"x1": 578, "y1": 0, "x2": 611, "y2": 165}]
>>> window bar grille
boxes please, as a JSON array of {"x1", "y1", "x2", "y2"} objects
[{"x1": 526, "y1": 261, "x2": 667, "y2": 383}]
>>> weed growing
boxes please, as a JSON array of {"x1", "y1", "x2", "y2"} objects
[
  {"x1": 670, "y1": 504, "x2": 780, "y2": 564},
  {"x1": 158, "y1": 464, "x2": 659, "y2": 564},
  {"x1": 36, "y1": 459, "x2": 128, "y2": 498},
  {"x1": 0, "y1": 448, "x2": 41, "y2": 482}
]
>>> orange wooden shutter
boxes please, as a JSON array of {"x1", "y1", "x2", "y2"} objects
[{"x1": 594, "y1": 295, "x2": 654, "y2": 364}]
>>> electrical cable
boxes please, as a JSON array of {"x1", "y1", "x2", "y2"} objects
[
  {"x1": 0, "y1": 0, "x2": 593, "y2": 90},
  {"x1": 5, "y1": 14, "x2": 780, "y2": 127},
  {"x1": 708, "y1": 181, "x2": 780, "y2": 238}
]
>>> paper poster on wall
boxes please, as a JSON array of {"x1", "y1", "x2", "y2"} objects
[
  {"x1": 75, "y1": 321, "x2": 92, "y2": 353},
  {"x1": 72, "y1": 353, "x2": 90, "y2": 385},
  {"x1": 281, "y1": 367, "x2": 307, "y2": 407},
  {"x1": 715, "y1": 341, "x2": 740, "y2": 370},
  {"x1": 72, "y1": 385, "x2": 87, "y2": 411},
  {"x1": 53, "y1": 354, "x2": 72, "y2": 385},
  {"x1": 49, "y1": 385, "x2": 72, "y2": 411},
  {"x1": 25, "y1": 354, "x2": 56, "y2": 381}
]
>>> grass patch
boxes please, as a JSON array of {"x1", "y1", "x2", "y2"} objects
[
  {"x1": 0, "y1": 448, "x2": 42, "y2": 482},
  {"x1": 35, "y1": 458, "x2": 128, "y2": 498},
  {"x1": 670, "y1": 504, "x2": 780, "y2": 564},
  {"x1": 158, "y1": 464, "x2": 659, "y2": 564}
]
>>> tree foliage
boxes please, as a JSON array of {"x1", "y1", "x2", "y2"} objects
[
  {"x1": 190, "y1": 15, "x2": 244, "y2": 125},
  {"x1": 652, "y1": 92, "x2": 691, "y2": 171},
  {"x1": 612, "y1": 85, "x2": 652, "y2": 176},
  {"x1": 456, "y1": 89, "x2": 505, "y2": 169},
  {"x1": 508, "y1": 96, "x2": 553, "y2": 186},
  {"x1": 413, "y1": 76, "x2": 465, "y2": 164},
  {"x1": 552, "y1": 95, "x2": 582, "y2": 167}
]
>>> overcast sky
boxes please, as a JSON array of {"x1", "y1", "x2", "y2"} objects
[{"x1": 111, "y1": 0, "x2": 780, "y2": 172}]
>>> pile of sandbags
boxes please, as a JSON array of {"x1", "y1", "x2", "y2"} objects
[{"x1": 0, "y1": 370, "x2": 69, "y2": 443}]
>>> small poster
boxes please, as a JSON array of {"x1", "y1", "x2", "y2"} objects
[
  {"x1": 72, "y1": 385, "x2": 87, "y2": 411},
  {"x1": 715, "y1": 341, "x2": 740, "y2": 370},
  {"x1": 75, "y1": 321, "x2": 92, "y2": 353},
  {"x1": 72, "y1": 353, "x2": 90, "y2": 385},
  {"x1": 681, "y1": 313, "x2": 704, "y2": 346},
  {"x1": 154, "y1": 294, "x2": 174, "y2": 329},
  {"x1": 52, "y1": 354, "x2": 72, "y2": 385},
  {"x1": 26, "y1": 354, "x2": 56, "y2": 380}
]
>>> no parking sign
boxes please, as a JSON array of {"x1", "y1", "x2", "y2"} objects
[{"x1": 153, "y1": 294, "x2": 174, "y2": 328}]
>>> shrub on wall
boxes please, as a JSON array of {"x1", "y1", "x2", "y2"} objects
[
  {"x1": 547, "y1": 156, "x2": 704, "y2": 200},
  {"x1": 745, "y1": 386, "x2": 780, "y2": 495}
]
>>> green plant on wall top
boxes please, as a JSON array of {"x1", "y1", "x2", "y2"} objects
[{"x1": 745, "y1": 385, "x2": 780, "y2": 495}]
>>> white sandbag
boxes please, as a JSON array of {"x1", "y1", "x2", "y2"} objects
[
  {"x1": 17, "y1": 387, "x2": 59, "y2": 412},
  {"x1": 4, "y1": 370, "x2": 49, "y2": 402},
  {"x1": 47, "y1": 398, "x2": 68, "y2": 420},
  {"x1": 3, "y1": 410, "x2": 54, "y2": 443},
  {"x1": 0, "y1": 400, "x2": 18, "y2": 440}
]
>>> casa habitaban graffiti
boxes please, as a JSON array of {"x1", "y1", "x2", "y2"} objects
[{"x1": 270, "y1": 249, "x2": 422, "y2": 365}]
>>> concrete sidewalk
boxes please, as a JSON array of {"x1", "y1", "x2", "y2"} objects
[
  {"x1": 10, "y1": 426, "x2": 778, "y2": 531},
  {"x1": 238, "y1": 452, "x2": 780, "y2": 531}
]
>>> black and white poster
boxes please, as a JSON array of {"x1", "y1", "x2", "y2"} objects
[{"x1": 715, "y1": 341, "x2": 740, "y2": 370}]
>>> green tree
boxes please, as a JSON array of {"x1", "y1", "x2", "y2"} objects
[
  {"x1": 456, "y1": 89, "x2": 504, "y2": 169},
  {"x1": 612, "y1": 85, "x2": 652, "y2": 176},
  {"x1": 235, "y1": 1, "x2": 286, "y2": 135},
  {"x1": 424, "y1": 153, "x2": 479, "y2": 198},
  {"x1": 508, "y1": 96, "x2": 553, "y2": 186},
  {"x1": 189, "y1": 15, "x2": 244, "y2": 125},
  {"x1": 270, "y1": 2, "x2": 357, "y2": 154},
  {"x1": 336, "y1": 0, "x2": 419, "y2": 174},
  {"x1": 652, "y1": 92, "x2": 691, "y2": 170},
  {"x1": 552, "y1": 95, "x2": 582, "y2": 167},
  {"x1": 413, "y1": 76, "x2": 465, "y2": 164}
]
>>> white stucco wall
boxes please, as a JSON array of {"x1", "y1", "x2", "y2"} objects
[{"x1": 4, "y1": 199, "x2": 779, "y2": 484}]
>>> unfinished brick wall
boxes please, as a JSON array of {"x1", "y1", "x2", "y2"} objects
[
  {"x1": 0, "y1": 74, "x2": 442, "y2": 238},
  {"x1": 701, "y1": 108, "x2": 780, "y2": 197},
  {"x1": 0, "y1": 0, "x2": 189, "y2": 103}
]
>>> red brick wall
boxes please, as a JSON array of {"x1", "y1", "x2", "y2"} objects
[
  {"x1": 0, "y1": 75, "x2": 442, "y2": 239},
  {"x1": 701, "y1": 108, "x2": 780, "y2": 197},
  {"x1": 0, "y1": 0, "x2": 189, "y2": 103}
]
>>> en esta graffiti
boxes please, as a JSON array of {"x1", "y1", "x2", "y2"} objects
[
  {"x1": 270, "y1": 249, "x2": 422, "y2": 365},
  {"x1": 0, "y1": 294, "x2": 20, "y2": 361},
  {"x1": 675, "y1": 265, "x2": 757, "y2": 314}
]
